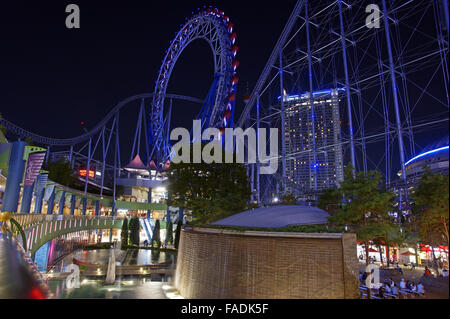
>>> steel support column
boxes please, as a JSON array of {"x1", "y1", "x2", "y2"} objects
[
  {"x1": 256, "y1": 94, "x2": 261, "y2": 204},
  {"x1": 337, "y1": 0, "x2": 356, "y2": 174},
  {"x1": 305, "y1": 0, "x2": 318, "y2": 193},
  {"x1": 382, "y1": 0, "x2": 408, "y2": 206},
  {"x1": 279, "y1": 49, "x2": 287, "y2": 194}
]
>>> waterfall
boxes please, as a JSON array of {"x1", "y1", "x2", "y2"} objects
[{"x1": 105, "y1": 246, "x2": 116, "y2": 285}]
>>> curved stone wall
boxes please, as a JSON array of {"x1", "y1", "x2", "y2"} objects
[{"x1": 175, "y1": 227, "x2": 359, "y2": 299}]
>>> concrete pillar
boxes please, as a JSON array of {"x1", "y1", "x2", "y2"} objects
[
  {"x1": 20, "y1": 181, "x2": 35, "y2": 213},
  {"x1": 2, "y1": 141, "x2": 27, "y2": 212},
  {"x1": 58, "y1": 191, "x2": 66, "y2": 215}
]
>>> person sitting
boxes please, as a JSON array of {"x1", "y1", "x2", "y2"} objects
[
  {"x1": 399, "y1": 278, "x2": 406, "y2": 290},
  {"x1": 359, "y1": 272, "x2": 363, "y2": 282},
  {"x1": 391, "y1": 284, "x2": 399, "y2": 297},
  {"x1": 443, "y1": 268, "x2": 448, "y2": 278},
  {"x1": 406, "y1": 280, "x2": 412, "y2": 290},
  {"x1": 410, "y1": 283, "x2": 417, "y2": 297},
  {"x1": 384, "y1": 283, "x2": 392, "y2": 294},
  {"x1": 417, "y1": 282, "x2": 424, "y2": 293},
  {"x1": 389, "y1": 278, "x2": 395, "y2": 288}
]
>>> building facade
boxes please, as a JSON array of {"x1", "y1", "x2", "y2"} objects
[{"x1": 283, "y1": 89, "x2": 344, "y2": 198}]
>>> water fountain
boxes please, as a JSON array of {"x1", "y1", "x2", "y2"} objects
[{"x1": 105, "y1": 244, "x2": 116, "y2": 285}]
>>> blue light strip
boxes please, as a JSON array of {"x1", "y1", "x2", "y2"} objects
[
  {"x1": 404, "y1": 146, "x2": 449, "y2": 166},
  {"x1": 277, "y1": 88, "x2": 345, "y2": 100}
]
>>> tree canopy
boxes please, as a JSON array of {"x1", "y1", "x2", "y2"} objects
[
  {"x1": 411, "y1": 167, "x2": 449, "y2": 251},
  {"x1": 326, "y1": 165, "x2": 396, "y2": 265},
  {"x1": 43, "y1": 159, "x2": 78, "y2": 187},
  {"x1": 167, "y1": 144, "x2": 251, "y2": 225}
]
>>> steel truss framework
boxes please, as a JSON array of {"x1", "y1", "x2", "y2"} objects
[
  {"x1": 240, "y1": 0, "x2": 449, "y2": 204},
  {"x1": 0, "y1": 93, "x2": 203, "y2": 200},
  {"x1": 1, "y1": 7, "x2": 240, "y2": 212}
]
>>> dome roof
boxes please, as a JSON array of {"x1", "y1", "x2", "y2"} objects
[{"x1": 211, "y1": 205, "x2": 329, "y2": 228}]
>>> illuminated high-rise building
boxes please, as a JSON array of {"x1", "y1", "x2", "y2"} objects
[{"x1": 283, "y1": 89, "x2": 344, "y2": 198}]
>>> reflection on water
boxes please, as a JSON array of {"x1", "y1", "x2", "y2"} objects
[
  {"x1": 74, "y1": 248, "x2": 173, "y2": 265},
  {"x1": 47, "y1": 249, "x2": 176, "y2": 299},
  {"x1": 48, "y1": 278, "x2": 168, "y2": 299}
]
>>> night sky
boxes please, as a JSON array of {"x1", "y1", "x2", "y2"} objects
[
  {"x1": 0, "y1": 1, "x2": 448, "y2": 174},
  {"x1": 0, "y1": 0, "x2": 297, "y2": 138}
]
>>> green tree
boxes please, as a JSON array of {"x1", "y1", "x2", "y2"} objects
[
  {"x1": 166, "y1": 221, "x2": 173, "y2": 245},
  {"x1": 412, "y1": 167, "x2": 449, "y2": 262},
  {"x1": 174, "y1": 220, "x2": 182, "y2": 249},
  {"x1": 318, "y1": 187, "x2": 341, "y2": 215},
  {"x1": 328, "y1": 165, "x2": 396, "y2": 266},
  {"x1": 121, "y1": 218, "x2": 129, "y2": 248},
  {"x1": 152, "y1": 220, "x2": 161, "y2": 249},
  {"x1": 167, "y1": 144, "x2": 251, "y2": 225},
  {"x1": 128, "y1": 217, "x2": 140, "y2": 246},
  {"x1": 44, "y1": 159, "x2": 77, "y2": 187}
]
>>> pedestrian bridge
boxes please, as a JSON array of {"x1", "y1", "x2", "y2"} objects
[{"x1": 10, "y1": 214, "x2": 124, "y2": 256}]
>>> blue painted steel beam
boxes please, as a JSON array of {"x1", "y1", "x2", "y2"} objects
[
  {"x1": 47, "y1": 189, "x2": 55, "y2": 215},
  {"x1": 70, "y1": 194, "x2": 76, "y2": 215},
  {"x1": 19, "y1": 182, "x2": 34, "y2": 214},
  {"x1": 2, "y1": 141, "x2": 26, "y2": 212},
  {"x1": 58, "y1": 191, "x2": 66, "y2": 215},
  {"x1": 82, "y1": 198, "x2": 87, "y2": 216}
]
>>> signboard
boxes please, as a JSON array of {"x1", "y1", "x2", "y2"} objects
[
  {"x1": 78, "y1": 168, "x2": 95, "y2": 180},
  {"x1": 24, "y1": 152, "x2": 46, "y2": 186}
]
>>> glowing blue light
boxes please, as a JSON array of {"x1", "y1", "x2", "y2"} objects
[
  {"x1": 277, "y1": 88, "x2": 344, "y2": 100},
  {"x1": 404, "y1": 146, "x2": 449, "y2": 166}
]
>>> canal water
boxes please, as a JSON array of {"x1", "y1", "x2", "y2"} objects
[{"x1": 46, "y1": 248, "x2": 176, "y2": 299}]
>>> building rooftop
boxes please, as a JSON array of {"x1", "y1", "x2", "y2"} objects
[{"x1": 211, "y1": 205, "x2": 329, "y2": 228}]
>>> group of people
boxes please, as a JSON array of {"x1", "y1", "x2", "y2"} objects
[{"x1": 359, "y1": 273, "x2": 425, "y2": 298}]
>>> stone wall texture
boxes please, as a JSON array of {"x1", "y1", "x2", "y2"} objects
[{"x1": 174, "y1": 227, "x2": 359, "y2": 299}]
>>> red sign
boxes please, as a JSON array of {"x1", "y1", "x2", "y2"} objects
[{"x1": 78, "y1": 169, "x2": 95, "y2": 179}]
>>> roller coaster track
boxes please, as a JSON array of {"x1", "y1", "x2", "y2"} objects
[{"x1": 0, "y1": 93, "x2": 203, "y2": 147}]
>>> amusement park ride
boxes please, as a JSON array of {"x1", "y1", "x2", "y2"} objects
[{"x1": 1, "y1": 1, "x2": 449, "y2": 206}]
